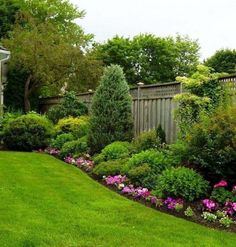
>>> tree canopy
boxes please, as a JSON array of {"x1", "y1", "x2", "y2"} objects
[
  {"x1": 205, "y1": 49, "x2": 236, "y2": 74},
  {"x1": 93, "y1": 34, "x2": 200, "y2": 84},
  {"x1": 2, "y1": 0, "x2": 102, "y2": 111}
]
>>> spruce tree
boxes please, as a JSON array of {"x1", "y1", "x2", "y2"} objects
[{"x1": 88, "y1": 65, "x2": 133, "y2": 154}]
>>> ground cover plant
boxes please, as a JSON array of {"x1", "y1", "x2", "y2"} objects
[{"x1": 1, "y1": 151, "x2": 236, "y2": 247}]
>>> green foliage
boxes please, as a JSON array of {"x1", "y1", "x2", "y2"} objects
[
  {"x1": 2, "y1": 113, "x2": 53, "y2": 151},
  {"x1": 154, "y1": 167, "x2": 209, "y2": 201},
  {"x1": 100, "y1": 141, "x2": 133, "y2": 161},
  {"x1": 47, "y1": 91, "x2": 88, "y2": 123},
  {"x1": 60, "y1": 136, "x2": 88, "y2": 158},
  {"x1": 156, "y1": 124, "x2": 166, "y2": 144},
  {"x1": 205, "y1": 49, "x2": 236, "y2": 74},
  {"x1": 210, "y1": 188, "x2": 236, "y2": 204},
  {"x1": 202, "y1": 212, "x2": 217, "y2": 222},
  {"x1": 134, "y1": 130, "x2": 160, "y2": 152},
  {"x1": 216, "y1": 210, "x2": 226, "y2": 219},
  {"x1": 164, "y1": 141, "x2": 189, "y2": 166},
  {"x1": 50, "y1": 133, "x2": 75, "y2": 150},
  {"x1": 88, "y1": 65, "x2": 133, "y2": 154},
  {"x1": 126, "y1": 150, "x2": 170, "y2": 189},
  {"x1": 92, "y1": 159, "x2": 128, "y2": 178},
  {"x1": 187, "y1": 105, "x2": 236, "y2": 182},
  {"x1": 175, "y1": 65, "x2": 227, "y2": 135},
  {"x1": 54, "y1": 116, "x2": 90, "y2": 138},
  {"x1": 92, "y1": 153, "x2": 105, "y2": 165},
  {"x1": 127, "y1": 163, "x2": 156, "y2": 189},
  {"x1": 184, "y1": 207, "x2": 195, "y2": 217},
  {"x1": 93, "y1": 34, "x2": 200, "y2": 84},
  {"x1": 219, "y1": 215, "x2": 233, "y2": 228},
  {"x1": 2, "y1": 0, "x2": 101, "y2": 111},
  {"x1": 0, "y1": 0, "x2": 21, "y2": 38}
]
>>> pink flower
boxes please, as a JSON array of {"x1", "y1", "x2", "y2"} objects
[
  {"x1": 202, "y1": 199, "x2": 216, "y2": 211},
  {"x1": 214, "y1": 180, "x2": 227, "y2": 188},
  {"x1": 164, "y1": 197, "x2": 183, "y2": 210},
  {"x1": 104, "y1": 175, "x2": 126, "y2": 185}
]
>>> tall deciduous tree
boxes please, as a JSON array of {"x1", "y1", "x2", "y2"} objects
[
  {"x1": 88, "y1": 65, "x2": 133, "y2": 154},
  {"x1": 93, "y1": 34, "x2": 200, "y2": 84},
  {"x1": 3, "y1": 0, "x2": 102, "y2": 111},
  {"x1": 205, "y1": 49, "x2": 236, "y2": 74}
]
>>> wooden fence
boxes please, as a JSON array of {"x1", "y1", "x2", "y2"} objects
[{"x1": 39, "y1": 75, "x2": 236, "y2": 144}]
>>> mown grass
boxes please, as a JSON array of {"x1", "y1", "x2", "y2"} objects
[{"x1": 0, "y1": 151, "x2": 236, "y2": 247}]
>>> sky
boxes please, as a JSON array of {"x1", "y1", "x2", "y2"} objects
[{"x1": 70, "y1": 0, "x2": 236, "y2": 60}]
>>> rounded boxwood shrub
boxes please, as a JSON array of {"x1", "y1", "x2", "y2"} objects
[
  {"x1": 2, "y1": 113, "x2": 53, "y2": 151},
  {"x1": 101, "y1": 141, "x2": 133, "y2": 161},
  {"x1": 134, "y1": 130, "x2": 160, "y2": 152},
  {"x1": 154, "y1": 167, "x2": 209, "y2": 201},
  {"x1": 54, "y1": 116, "x2": 90, "y2": 138},
  {"x1": 60, "y1": 136, "x2": 88, "y2": 158},
  {"x1": 92, "y1": 159, "x2": 128, "y2": 178},
  {"x1": 126, "y1": 150, "x2": 170, "y2": 189},
  {"x1": 50, "y1": 133, "x2": 75, "y2": 149}
]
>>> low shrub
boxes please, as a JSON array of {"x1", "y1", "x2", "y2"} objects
[
  {"x1": 134, "y1": 130, "x2": 160, "y2": 152},
  {"x1": 92, "y1": 159, "x2": 128, "y2": 178},
  {"x1": 210, "y1": 188, "x2": 236, "y2": 204},
  {"x1": 164, "y1": 141, "x2": 189, "y2": 166},
  {"x1": 126, "y1": 150, "x2": 170, "y2": 189},
  {"x1": 50, "y1": 133, "x2": 75, "y2": 150},
  {"x1": 127, "y1": 163, "x2": 155, "y2": 189},
  {"x1": 60, "y1": 136, "x2": 88, "y2": 158},
  {"x1": 100, "y1": 141, "x2": 133, "y2": 162},
  {"x1": 54, "y1": 116, "x2": 90, "y2": 138},
  {"x1": 154, "y1": 167, "x2": 209, "y2": 201},
  {"x1": 47, "y1": 91, "x2": 88, "y2": 123},
  {"x1": 2, "y1": 113, "x2": 53, "y2": 151}
]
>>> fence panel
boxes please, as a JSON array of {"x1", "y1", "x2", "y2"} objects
[{"x1": 39, "y1": 75, "x2": 236, "y2": 144}]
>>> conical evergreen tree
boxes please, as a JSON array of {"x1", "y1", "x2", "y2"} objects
[{"x1": 88, "y1": 65, "x2": 133, "y2": 154}]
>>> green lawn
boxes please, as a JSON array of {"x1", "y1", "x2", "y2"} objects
[{"x1": 0, "y1": 152, "x2": 236, "y2": 247}]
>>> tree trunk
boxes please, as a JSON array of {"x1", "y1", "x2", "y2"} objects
[{"x1": 24, "y1": 74, "x2": 32, "y2": 112}]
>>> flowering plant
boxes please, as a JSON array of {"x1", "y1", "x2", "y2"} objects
[
  {"x1": 44, "y1": 147, "x2": 60, "y2": 156},
  {"x1": 104, "y1": 175, "x2": 127, "y2": 185},
  {"x1": 202, "y1": 199, "x2": 217, "y2": 211},
  {"x1": 164, "y1": 197, "x2": 184, "y2": 210},
  {"x1": 224, "y1": 201, "x2": 236, "y2": 215},
  {"x1": 214, "y1": 180, "x2": 227, "y2": 188}
]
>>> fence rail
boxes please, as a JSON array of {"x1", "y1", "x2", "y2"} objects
[{"x1": 39, "y1": 75, "x2": 236, "y2": 144}]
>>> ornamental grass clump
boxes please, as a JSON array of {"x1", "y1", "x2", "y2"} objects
[{"x1": 88, "y1": 65, "x2": 133, "y2": 154}]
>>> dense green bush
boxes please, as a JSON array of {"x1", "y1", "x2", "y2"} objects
[
  {"x1": 101, "y1": 141, "x2": 133, "y2": 161},
  {"x1": 134, "y1": 130, "x2": 160, "y2": 152},
  {"x1": 88, "y1": 65, "x2": 133, "y2": 154},
  {"x1": 163, "y1": 141, "x2": 189, "y2": 167},
  {"x1": 2, "y1": 113, "x2": 53, "y2": 151},
  {"x1": 127, "y1": 163, "x2": 157, "y2": 189},
  {"x1": 92, "y1": 159, "x2": 128, "y2": 178},
  {"x1": 54, "y1": 116, "x2": 90, "y2": 138},
  {"x1": 154, "y1": 167, "x2": 209, "y2": 201},
  {"x1": 187, "y1": 105, "x2": 236, "y2": 182},
  {"x1": 60, "y1": 136, "x2": 88, "y2": 158},
  {"x1": 210, "y1": 188, "x2": 236, "y2": 204},
  {"x1": 50, "y1": 133, "x2": 75, "y2": 149},
  {"x1": 47, "y1": 91, "x2": 88, "y2": 123},
  {"x1": 126, "y1": 150, "x2": 170, "y2": 189}
]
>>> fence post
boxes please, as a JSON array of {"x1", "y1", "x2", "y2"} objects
[{"x1": 137, "y1": 82, "x2": 144, "y2": 135}]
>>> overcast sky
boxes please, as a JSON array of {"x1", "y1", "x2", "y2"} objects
[{"x1": 70, "y1": 0, "x2": 236, "y2": 60}]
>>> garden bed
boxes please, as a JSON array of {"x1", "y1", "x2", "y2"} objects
[{"x1": 41, "y1": 149, "x2": 236, "y2": 233}]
